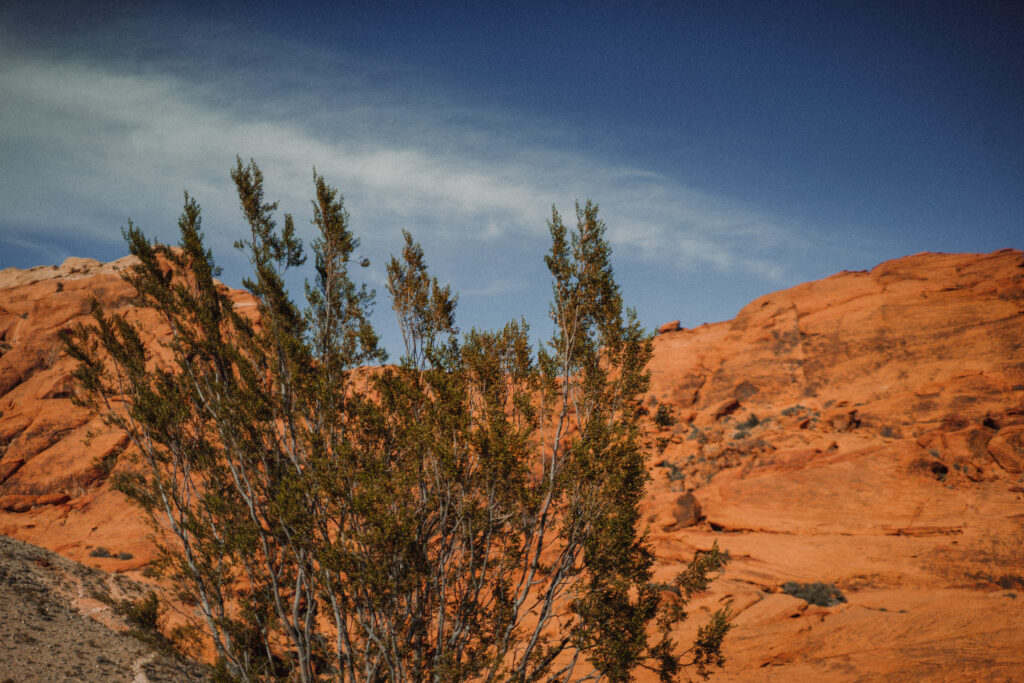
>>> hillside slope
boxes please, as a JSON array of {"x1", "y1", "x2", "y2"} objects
[
  {"x1": 642, "y1": 249, "x2": 1024, "y2": 680},
  {"x1": 1, "y1": 250, "x2": 1023, "y2": 680},
  {"x1": 0, "y1": 533, "x2": 209, "y2": 681}
]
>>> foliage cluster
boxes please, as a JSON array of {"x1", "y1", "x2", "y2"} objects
[
  {"x1": 653, "y1": 404, "x2": 677, "y2": 429},
  {"x1": 124, "y1": 590, "x2": 162, "y2": 632},
  {"x1": 63, "y1": 159, "x2": 731, "y2": 682},
  {"x1": 781, "y1": 582, "x2": 846, "y2": 607},
  {"x1": 88, "y1": 546, "x2": 133, "y2": 560}
]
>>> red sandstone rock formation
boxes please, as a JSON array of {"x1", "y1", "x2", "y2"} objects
[
  {"x1": 640, "y1": 249, "x2": 1024, "y2": 679},
  {"x1": 0, "y1": 255, "x2": 254, "y2": 573},
  {"x1": 2, "y1": 250, "x2": 1023, "y2": 679}
]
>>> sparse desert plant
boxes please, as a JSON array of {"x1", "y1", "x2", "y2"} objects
[
  {"x1": 665, "y1": 461, "x2": 686, "y2": 482},
  {"x1": 782, "y1": 581, "x2": 847, "y2": 607},
  {"x1": 92, "y1": 452, "x2": 118, "y2": 478},
  {"x1": 63, "y1": 158, "x2": 731, "y2": 682},
  {"x1": 124, "y1": 591, "x2": 161, "y2": 632},
  {"x1": 967, "y1": 572, "x2": 1024, "y2": 591},
  {"x1": 654, "y1": 402, "x2": 678, "y2": 428},
  {"x1": 88, "y1": 546, "x2": 133, "y2": 561},
  {"x1": 736, "y1": 413, "x2": 759, "y2": 430}
]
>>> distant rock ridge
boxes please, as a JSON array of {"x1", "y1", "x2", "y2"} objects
[
  {"x1": 0, "y1": 255, "x2": 140, "y2": 289},
  {"x1": 2, "y1": 249, "x2": 1024, "y2": 679}
]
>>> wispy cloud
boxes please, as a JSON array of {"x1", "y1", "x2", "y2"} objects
[{"x1": 0, "y1": 46, "x2": 792, "y2": 284}]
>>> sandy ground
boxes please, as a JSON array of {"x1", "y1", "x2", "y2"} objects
[{"x1": 0, "y1": 534, "x2": 208, "y2": 682}]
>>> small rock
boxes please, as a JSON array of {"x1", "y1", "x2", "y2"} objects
[
  {"x1": 713, "y1": 399, "x2": 741, "y2": 421},
  {"x1": 910, "y1": 457, "x2": 948, "y2": 480},
  {"x1": 0, "y1": 457, "x2": 26, "y2": 484},
  {"x1": 657, "y1": 320, "x2": 681, "y2": 335},
  {"x1": 983, "y1": 408, "x2": 1024, "y2": 430},
  {"x1": 734, "y1": 381, "x2": 759, "y2": 400},
  {"x1": 828, "y1": 409, "x2": 861, "y2": 432},
  {"x1": 0, "y1": 494, "x2": 37, "y2": 512},
  {"x1": 35, "y1": 493, "x2": 71, "y2": 506},
  {"x1": 941, "y1": 414, "x2": 971, "y2": 431},
  {"x1": 667, "y1": 492, "x2": 702, "y2": 529},
  {"x1": 988, "y1": 426, "x2": 1024, "y2": 473}
]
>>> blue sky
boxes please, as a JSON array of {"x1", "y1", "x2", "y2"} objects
[{"x1": 1, "y1": 1, "x2": 1021, "y2": 356}]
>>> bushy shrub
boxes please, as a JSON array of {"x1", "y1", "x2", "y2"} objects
[
  {"x1": 654, "y1": 403, "x2": 677, "y2": 428},
  {"x1": 737, "y1": 413, "x2": 759, "y2": 430},
  {"x1": 782, "y1": 581, "x2": 846, "y2": 607},
  {"x1": 65, "y1": 158, "x2": 732, "y2": 682},
  {"x1": 124, "y1": 591, "x2": 160, "y2": 632}
]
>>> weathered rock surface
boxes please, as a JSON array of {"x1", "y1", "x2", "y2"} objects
[
  {"x1": 1, "y1": 249, "x2": 1023, "y2": 680},
  {"x1": 987, "y1": 425, "x2": 1024, "y2": 473},
  {"x1": 657, "y1": 320, "x2": 681, "y2": 334},
  {"x1": 641, "y1": 249, "x2": 1024, "y2": 680}
]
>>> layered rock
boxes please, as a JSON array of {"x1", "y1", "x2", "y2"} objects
[
  {"x1": 2, "y1": 249, "x2": 1023, "y2": 679},
  {"x1": 642, "y1": 249, "x2": 1024, "y2": 679},
  {"x1": 0, "y1": 256, "x2": 252, "y2": 572}
]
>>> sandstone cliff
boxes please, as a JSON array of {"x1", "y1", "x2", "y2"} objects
[
  {"x1": 1, "y1": 250, "x2": 1023, "y2": 680},
  {"x1": 641, "y1": 249, "x2": 1024, "y2": 679}
]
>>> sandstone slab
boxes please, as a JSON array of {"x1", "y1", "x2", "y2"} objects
[
  {"x1": 987, "y1": 425, "x2": 1024, "y2": 473},
  {"x1": 2, "y1": 250, "x2": 1024, "y2": 681}
]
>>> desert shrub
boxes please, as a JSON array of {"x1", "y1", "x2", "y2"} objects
[
  {"x1": 93, "y1": 452, "x2": 118, "y2": 478},
  {"x1": 654, "y1": 403, "x2": 678, "y2": 428},
  {"x1": 124, "y1": 591, "x2": 161, "y2": 631},
  {"x1": 169, "y1": 623, "x2": 204, "y2": 659},
  {"x1": 117, "y1": 552, "x2": 133, "y2": 560},
  {"x1": 998, "y1": 576, "x2": 1024, "y2": 590},
  {"x1": 782, "y1": 581, "x2": 847, "y2": 607},
  {"x1": 737, "y1": 413, "x2": 759, "y2": 430},
  {"x1": 64, "y1": 158, "x2": 731, "y2": 682},
  {"x1": 89, "y1": 547, "x2": 112, "y2": 558},
  {"x1": 968, "y1": 572, "x2": 1024, "y2": 591},
  {"x1": 657, "y1": 460, "x2": 686, "y2": 482}
]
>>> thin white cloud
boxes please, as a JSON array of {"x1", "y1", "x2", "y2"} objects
[{"x1": 0, "y1": 49, "x2": 793, "y2": 282}]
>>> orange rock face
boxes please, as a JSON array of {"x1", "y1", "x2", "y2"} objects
[
  {"x1": 2, "y1": 249, "x2": 1024, "y2": 679},
  {"x1": 641, "y1": 249, "x2": 1024, "y2": 680},
  {"x1": 0, "y1": 258, "x2": 153, "y2": 569}
]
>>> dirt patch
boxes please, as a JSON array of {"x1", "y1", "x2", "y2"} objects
[{"x1": 0, "y1": 534, "x2": 207, "y2": 682}]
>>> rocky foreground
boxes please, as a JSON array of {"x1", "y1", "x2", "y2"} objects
[
  {"x1": 0, "y1": 534, "x2": 208, "y2": 681},
  {"x1": 1, "y1": 250, "x2": 1023, "y2": 680}
]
